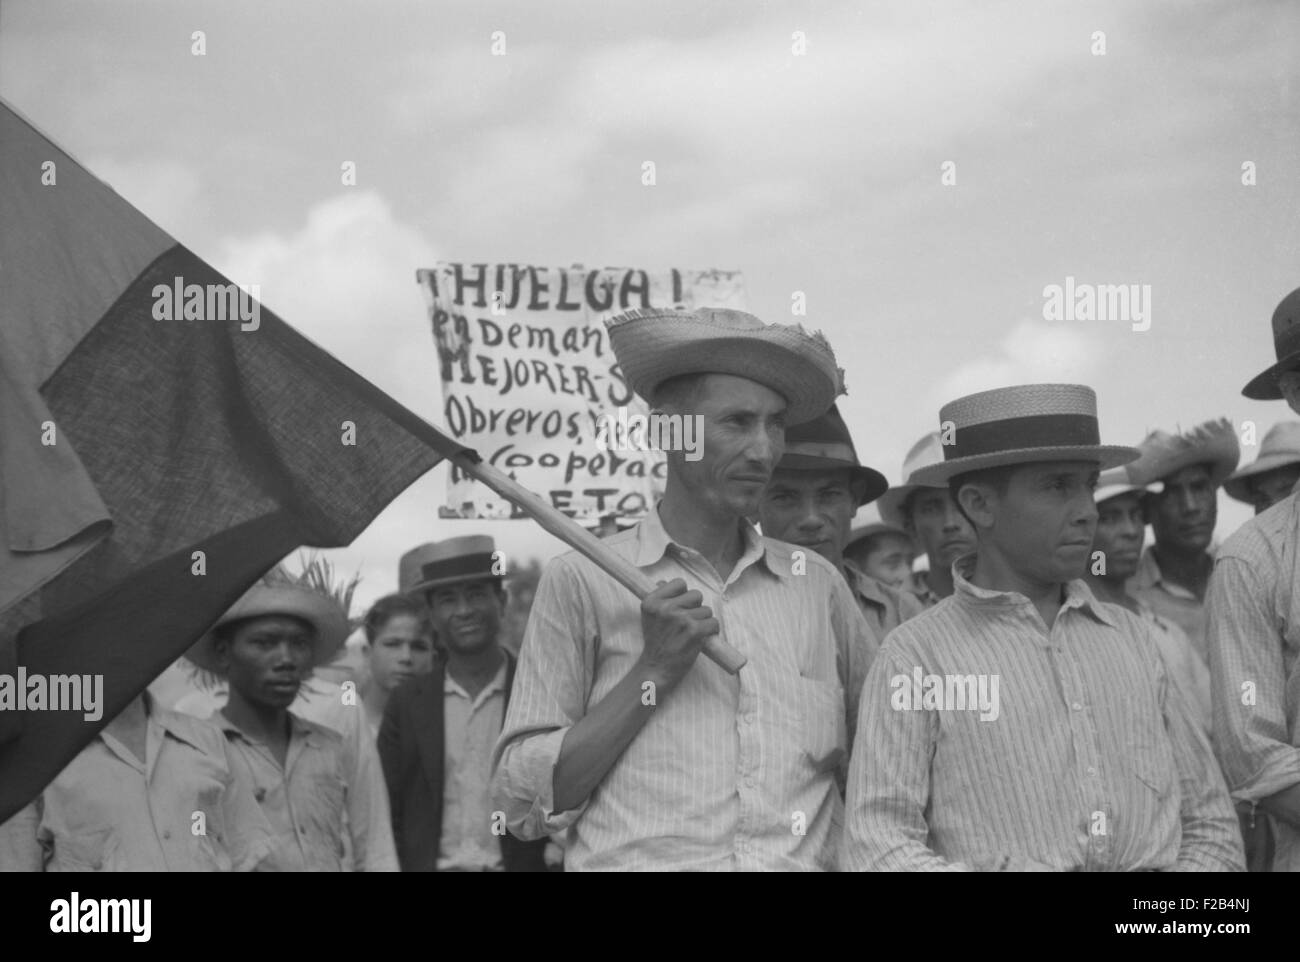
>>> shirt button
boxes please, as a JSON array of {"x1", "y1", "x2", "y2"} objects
[
  {"x1": 745, "y1": 775, "x2": 756, "y2": 788},
  {"x1": 1086, "y1": 766, "x2": 1097, "y2": 776},
  {"x1": 1071, "y1": 702, "x2": 1083, "y2": 711}
]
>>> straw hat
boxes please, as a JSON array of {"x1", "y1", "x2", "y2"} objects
[
  {"x1": 846, "y1": 522, "x2": 914, "y2": 553},
  {"x1": 1224, "y1": 420, "x2": 1300, "y2": 503},
  {"x1": 187, "y1": 579, "x2": 350, "y2": 675},
  {"x1": 1124, "y1": 418, "x2": 1240, "y2": 489},
  {"x1": 1093, "y1": 465, "x2": 1148, "y2": 506},
  {"x1": 404, "y1": 535, "x2": 502, "y2": 595},
  {"x1": 910, "y1": 384, "x2": 1139, "y2": 486},
  {"x1": 775, "y1": 404, "x2": 888, "y2": 505},
  {"x1": 605, "y1": 307, "x2": 844, "y2": 425},
  {"x1": 1242, "y1": 286, "x2": 1300, "y2": 400},
  {"x1": 875, "y1": 431, "x2": 946, "y2": 528}
]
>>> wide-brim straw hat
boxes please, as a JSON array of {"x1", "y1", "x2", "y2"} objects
[
  {"x1": 775, "y1": 404, "x2": 888, "y2": 506},
  {"x1": 187, "y1": 582, "x2": 350, "y2": 675},
  {"x1": 1224, "y1": 420, "x2": 1300, "y2": 503},
  {"x1": 910, "y1": 383, "x2": 1139, "y2": 486},
  {"x1": 1124, "y1": 418, "x2": 1240, "y2": 489},
  {"x1": 404, "y1": 535, "x2": 502, "y2": 595},
  {"x1": 606, "y1": 307, "x2": 845, "y2": 425},
  {"x1": 1093, "y1": 465, "x2": 1148, "y2": 506},
  {"x1": 1243, "y1": 286, "x2": 1300, "y2": 400},
  {"x1": 876, "y1": 431, "x2": 946, "y2": 528}
]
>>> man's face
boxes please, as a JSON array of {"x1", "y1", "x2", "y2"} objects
[
  {"x1": 219, "y1": 614, "x2": 314, "y2": 710},
  {"x1": 860, "y1": 533, "x2": 915, "y2": 591},
  {"x1": 1248, "y1": 463, "x2": 1300, "y2": 515},
  {"x1": 427, "y1": 579, "x2": 505, "y2": 656},
  {"x1": 759, "y1": 467, "x2": 856, "y2": 566},
  {"x1": 368, "y1": 613, "x2": 435, "y2": 693},
  {"x1": 974, "y1": 461, "x2": 1100, "y2": 584},
  {"x1": 1148, "y1": 464, "x2": 1217, "y2": 553},
  {"x1": 664, "y1": 373, "x2": 788, "y2": 520},
  {"x1": 1092, "y1": 491, "x2": 1145, "y2": 581},
  {"x1": 905, "y1": 488, "x2": 977, "y2": 571}
]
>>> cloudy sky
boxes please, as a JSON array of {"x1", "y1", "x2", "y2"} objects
[{"x1": 4, "y1": 0, "x2": 1299, "y2": 612}]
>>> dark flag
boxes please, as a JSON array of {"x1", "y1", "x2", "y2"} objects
[{"x1": 0, "y1": 99, "x2": 468, "y2": 822}]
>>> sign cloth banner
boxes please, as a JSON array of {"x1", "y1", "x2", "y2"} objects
[{"x1": 417, "y1": 264, "x2": 746, "y2": 522}]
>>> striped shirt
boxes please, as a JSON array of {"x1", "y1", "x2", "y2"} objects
[
  {"x1": 844, "y1": 555, "x2": 1243, "y2": 872},
  {"x1": 843, "y1": 560, "x2": 924, "y2": 718},
  {"x1": 1206, "y1": 492, "x2": 1300, "y2": 872},
  {"x1": 1135, "y1": 600, "x2": 1212, "y2": 740},
  {"x1": 491, "y1": 504, "x2": 872, "y2": 871},
  {"x1": 1130, "y1": 546, "x2": 1212, "y2": 667}
]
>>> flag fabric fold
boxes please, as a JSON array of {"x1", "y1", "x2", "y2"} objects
[{"x1": 0, "y1": 99, "x2": 468, "y2": 822}]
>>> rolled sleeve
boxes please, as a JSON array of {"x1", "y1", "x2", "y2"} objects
[
  {"x1": 491, "y1": 557, "x2": 597, "y2": 841},
  {"x1": 1208, "y1": 555, "x2": 1300, "y2": 803}
]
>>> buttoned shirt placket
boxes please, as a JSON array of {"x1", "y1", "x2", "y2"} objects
[{"x1": 663, "y1": 537, "x2": 767, "y2": 871}]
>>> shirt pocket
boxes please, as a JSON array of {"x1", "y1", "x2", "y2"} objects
[
  {"x1": 51, "y1": 824, "x2": 116, "y2": 872},
  {"x1": 795, "y1": 677, "x2": 847, "y2": 775}
]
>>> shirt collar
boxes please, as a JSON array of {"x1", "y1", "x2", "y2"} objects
[
  {"x1": 951, "y1": 553, "x2": 1119, "y2": 628},
  {"x1": 443, "y1": 655, "x2": 509, "y2": 706},
  {"x1": 216, "y1": 707, "x2": 322, "y2": 749},
  {"x1": 843, "y1": 560, "x2": 888, "y2": 610},
  {"x1": 630, "y1": 502, "x2": 781, "y2": 579},
  {"x1": 1132, "y1": 544, "x2": 1215, "y2": 600}
]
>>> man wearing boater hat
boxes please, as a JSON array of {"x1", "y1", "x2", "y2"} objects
[
  {"x1": 1124, "y1": 419, "x2": 1239, "y2": 670},
  {"x1": 493, "y1": 308, "x2": 872, "y2": 870},
  {"x1": 379, "y1": 536, "x2": 549, "y2": 871},
  {"x1": 758, "y1": 404, "x2": 922, "y2": 729},
  {"x1": 188, "y1": 570, "x2": 399, "y2": 871},
  {"x1": 1223, "y1": 420, "x2": 1300, "y2": 516},
  {"x1": 843, "y1": 383, "x2": 1242, "y2": 871},
  {"x1": 874, "y1": 431, "x2": 977, "y2": 607},
  {"x1": 1209, "y1": 285, "x2": 1300, "y2": 873}
]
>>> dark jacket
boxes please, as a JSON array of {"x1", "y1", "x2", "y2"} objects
[{"x1": 377, "y1": 651, "x2": 549, "y2": 872}]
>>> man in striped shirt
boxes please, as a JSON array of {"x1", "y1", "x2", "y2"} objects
[
  {"x1": 492, "y1": 307, "x2": 871, "y2": 870},
  {"x1": 844, "y1": 383, "x2": 1243, "y2": 872},
  {"x1": 1210, "y1": 285, "x2": 1300, "y2": 872}
]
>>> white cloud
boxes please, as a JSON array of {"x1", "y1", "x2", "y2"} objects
[{"x1": 932, "y1": 317, "x2": 1104, "y2": 409}]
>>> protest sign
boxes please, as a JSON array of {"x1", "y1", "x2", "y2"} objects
[{"x1": 416, "y1": 264, "x2": 746, "y2": 521}]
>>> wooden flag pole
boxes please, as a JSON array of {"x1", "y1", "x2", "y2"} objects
[{"x1": 449, "y1": 452, "x2": 747, "y2": 675}]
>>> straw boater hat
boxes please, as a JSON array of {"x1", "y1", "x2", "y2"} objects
[
  {"x1": 404, "y1": 535, "x2": 503, "y2": 596},
  {"x1": 775, "y1": 404, "x2": 888, "y2": 505},
  {"x1": 187, "y1": 575, "x2": 350, "y2": 675},
  {"x1": 1242, "y1": 286, "x2": 1300, "y2": 400},
  {"x1": 875, "y1": 431, "x2": 946, "y2": 528},
  {"x1": 1123, "y1": 418, "x2": 1240, "y2": 489},
  {"x1": 1223, "y1": 420, "x2": 1300, "y2": 503},
  {"x1": 605, "y1": 307, "x2": 844, "y2": 425},
  {"x1": 909, "y1": 384, "x2": 1139, "y2": 486}
]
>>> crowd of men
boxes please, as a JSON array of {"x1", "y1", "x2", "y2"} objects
[{"x1": 4, "y1": 287, "x2": 1300, "y2": 871}]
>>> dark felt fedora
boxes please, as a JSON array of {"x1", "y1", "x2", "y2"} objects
[
  {"x1": 775, "y1": 404, "x2": 888, "y2": 506},
  {"x1": 1243, "y1": 287, "x2": 1300, "y2": 400}
]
